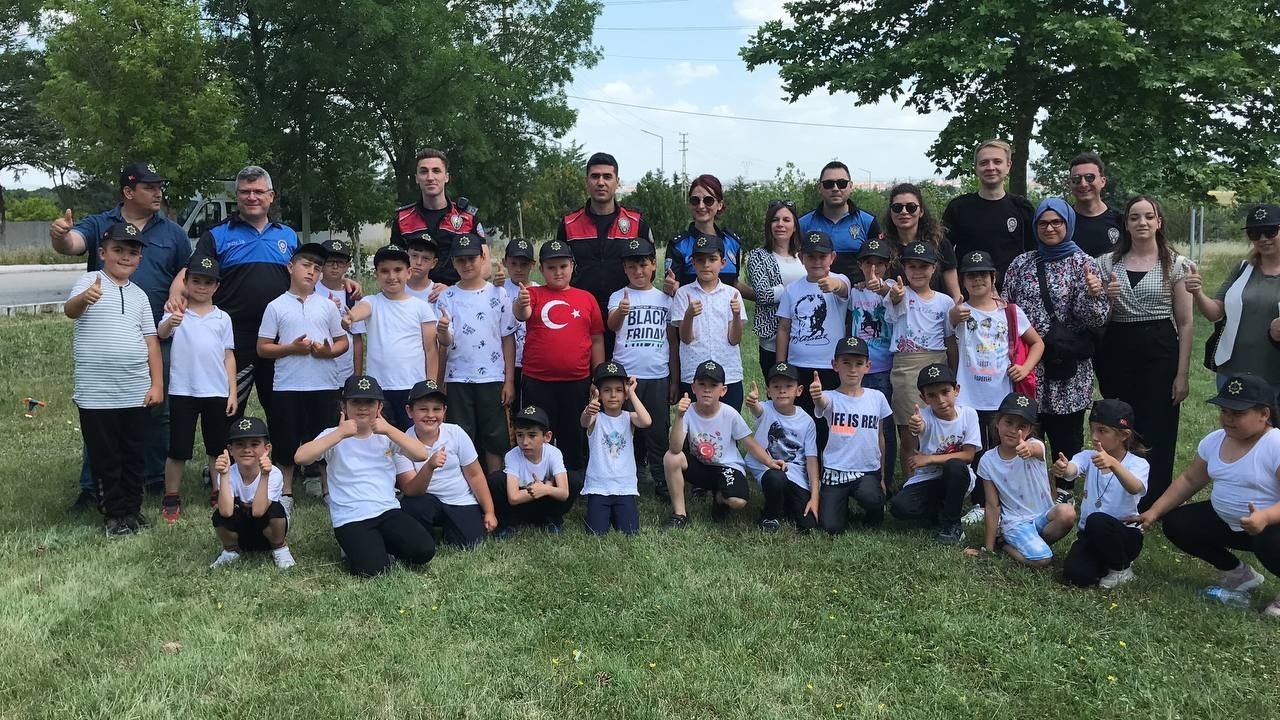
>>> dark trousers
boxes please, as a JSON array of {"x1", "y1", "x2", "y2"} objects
[
  {"x1": 585, "y1": 495, "x2": 640, "y2": 535},
  {"x1": 232, "y1": 329, "x2": 274, "y2": 417},
  {"x1": 400, "y1": 494, "x2": 486, "y2": 549},
  {"x1": 970, "y1": 409, "x2": 999, "y2": 506},
  {"x1": 861, "y1": 371, "x2": 897, "y2": 484},
  {"x1": 820, "y1": 472, "x2": 885, "y2": 533},
  {"x1": 486, "y1": 470, "x2": 583, "y2": 527},
  {"x1": 1041, "y1": 409, "x2": 1086, "y2": 491},
  {"x1": 79, "y1": 406, "x2": 149, "y2": 518},
  {"x1": 333, "y1": 509, "x2": 436, "y2": 577},
  {"x1": 793, "y1": 366, "x2": 839, "y2": 454},
  {"x1": 760, "y1": 469, "x2": 818, "y2": 531},
  {"x1": 381, "y1": 389, "x2": 412, "y2": 431},
  {"x1": 1095, "y1": 320, "x2": 1181, "y2": 511},
  {"x1": 269, "y1": 389, "x2": 340, "y2": 467},
  {"x1": 889, "y1": 459, "x2": 970, "y2": 525},
  {"x1": 1163, "y1": 501, "x2": 1280, "y2": 576},
  {"x1": 522, "y1": 377, "x2": 591, "y2": 471},
  {"x1": 678, "y1": 381, "x2": 743, "y2": 413},
  {"x1": 631, "y1": 377, "x2": 670, "y2": 492},
  {"x1": 758, "y1": 346, "x2": 777, "y2": 382},
  {"x1": 78, "y1": 340, "x2": 171, "y2": 490},
  {"x1": 1063, "y1": 513, "x2": 1145, "y2": 587}
]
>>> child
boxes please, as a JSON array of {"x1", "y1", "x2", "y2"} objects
[
  {"x1": 1058, "y1": 399, "x2": 1150, "y2": 587},
  {"x1": 744, "y1": 362, "x2": 819, "y2": 533},
  {"x1": 318, "y1": 238, "x2": 364, "y2": 379},
  {"x1": 670, "y1": 233, "x2": 749, "y2": 410},
  {"x1": 501, "y1": 237, "x2": 538, "y2": 400},
  {"x1": 159, "y1": 253, "x2": 236, "y2": 522},
  {"x1": 395, "y1": 379, "x2": 497, "y2": 549},
  {"x1": 210, "y1": 416, "x2": 294, "y2": 569},
  {"x1": 606, "y1": 237, "x2": 671, "y2": 498},
  {"x1": 581, "y1": 361, "x2": 653, "y2": 535},
  {"x1": 965, "y1": 393, "x2": 1077, "y2": 567},
  {"x1": 513, "y1": 239, "x2": 604, "y2": 471},
  {"x1": 65, "y1": 222, "x2": 164, "y2": 536},
  {"x1": 810, "y1": 337, "x2": 894, "y2": 533},
  {"x1": 403, "y1": 230, "x2": 441, "y2": 304},
  {"x1": 257, "y1": 241, "x2": 349, "y2": 511},
  {"x1": 889, "y1": 363, "x2": 980, "y2": 544},
  {"x1": 435, "y1": 232, "x2": 516, "y2": 472},
  {"x1": 294, "y1": 374, "x2": 435, "y2": 577},
  {"x1": 487, "y1": 405, "x2": 583, "y2": 537},
  {"x1": 884, "y1": 242, "x2": 953, "y2": 475},
  {"x1": 343, "y1": 244, "x2": 439, "y2": 430},
  {"x1": 850, "y1": 238, "x2": 898, "y2": 482},
  {"x1": 776, "y1": 230, "x2": 850, "y2": 450},
  {"x1": 662, "y1": 360, "x2": 784, "y2": 528}
]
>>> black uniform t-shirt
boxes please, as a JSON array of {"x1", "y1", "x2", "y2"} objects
[
  {"x1": 941, "y1": 193, "x2": 1036, "y2": 278},
  {"x1": 556, "y1": 208, "x2": 653, "y2": 317},
  {"x1": 1073, "y1": 206, "x2": 1124, "y2": 257}
]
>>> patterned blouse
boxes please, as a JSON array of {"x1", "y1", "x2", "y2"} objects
[
  {"x1": 1004, "y1": 250, "x2": 1111, "y2": 415},
  {"x1": 746, "y1": 247, "x2": 785, "y2": 343},
  {"x1": 1096, "y1": 252, "x2": 1191, "y2": 323}
]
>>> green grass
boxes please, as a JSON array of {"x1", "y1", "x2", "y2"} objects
[{"x1": 1, "y1": 243, "x2": 1278, "y2": 719}]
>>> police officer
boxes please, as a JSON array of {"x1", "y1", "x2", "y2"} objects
[
  {"x1": 389, "y1": 148, "x2": 484, "y2": 285},
  {"x1": 1067, "y1": 152, "x2": 1123, "y2": 257},
  {"x1": 798, "y1": 160, "x2": 882, "y2": 282}
]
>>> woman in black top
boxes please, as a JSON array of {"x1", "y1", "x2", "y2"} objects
[{"x1": 882, "y1": 183, "x2": 961, "y2": 301}]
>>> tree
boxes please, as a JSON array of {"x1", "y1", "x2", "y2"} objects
[
  {"x1": 520, "y1": 144, "x2": 587, "y2": 240},
  {"x1": 743, "y1": 0, "x2": 1280, "y2": 199},
  {"x1": 0, "y1": 1, "x2": 61, "y2": 240},
  {"x1": 5, "y1": 194, "x2": 61, "y2": 222}
]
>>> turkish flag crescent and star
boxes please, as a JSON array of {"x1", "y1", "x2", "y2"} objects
[{"x1": 522, "y1": 285, "x2": 605, "y2": 382}]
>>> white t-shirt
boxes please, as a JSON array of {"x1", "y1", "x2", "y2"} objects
[
  {"x1": 680, "y1": 403, "x2": 754, "y2": 473},
  {"x1": 904, "y1": 405, "x2": 981, "y2": 487},
  {"x1": 815, "y1": 388, "x2": 893, "y2": 473},
  {"x1": 360, "y1": 293, "x2": 438, "y2": 390},
  {"x1": 951, "y1": 303, "x2": 1027, "y2": 410},
  {"x1": 1070, "y1": 449, "x2": 1150, "y2": 529},
  {"x1": 1200, "y1": 428, "x2": 1280, "y2": 532},
  {"x1": 671, "y1": 281, "x2": 749, "y2": 384},
  {"x1": 165, "y1": 306, "x2": 234, "y2": 397},
  {"x1": 258, "y1": 291, "x2": 347, "y2": 391},
  {"x1": 405, "y1": 280, "x2": 440, "y2": 309},
  {"x1": 404, "y1": 424, "x2": 481, "y2": 506},
  {"x1": 503, "y1": 443, "x2": 567, "y2": 489},
  {"x1": 225, "y1": 463, "x2": 285, "y2": 506},
  {"x1": 437, "y1": 283, "x2": 515, "y2": 384},
  {"x1": 776, "y1": 273, "x2": 852, "y2": 368},
  {"x1": 318, "y1": 284, "x2": 365, "y2": 387},
  {"x1": 319, "y1": 427, "x2": 414, "y2": 527},
  {"x1": 745, "y1": 401, "x2": 817, "y2": 490},
  {"x1": 978, "y1": 440, "x2": 1053, "y2": 531},
  {"x1": 585, "y1": 411, "x2": 638, "y2": 496},
  {"x1": 760, "y1": 253, "x2": 807, "y2": 353},
  {"x1": 503, "y1": 279, "x2": 537, "y2": 367},
  {"x1": 69, "y1": 271, "x2": 157, "y2": 410},
  {"x1": 883, "y1": 287, "x2": 953, "y2": 353},
  {"x1": 608, "y1": 286, "x2": 671, "y2": 380}
]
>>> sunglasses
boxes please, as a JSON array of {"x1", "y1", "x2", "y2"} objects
[
  {"x1": 1247, "y1": 226, "x2": 1280, "y2": 241},
  {"x1": 688, "y1": 195, "x2": 719, "y2": 207},
  {"x1": 890, "y1": 202, "x2": 920, "y2": 214},
  {"x1": 821, "y1": 178, "x2": 851, "y2": 190},
  {"x1": 768, "y1": 199, "x2": 796, "y2": 212},
  {"x1": 1069, "y1": 173, "x2": 1099, "y2": 185}
]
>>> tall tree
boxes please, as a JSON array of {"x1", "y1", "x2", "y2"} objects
[
  {"x1": 0, "y1": 1, "x2": 61, "y2": 239},
  {"x1": 743, "y1": 0, "x2": 1280, "y2": 198}
]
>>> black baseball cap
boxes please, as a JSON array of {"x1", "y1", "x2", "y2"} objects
[
  {"x1": 1244, "y1": 204, "x2": 1280, "y2": 229},
  {"x1": 593, "y1": 360, "x2": 628, "y2": 383},
  {"x1": 103, "y1": 222, "x2": 145, "y2": 245},
  {"x1": 403, "y1": 230, "x2": 438, "y2": 252},
  {"x1": 513, "y1": 404, "x2": 551, "y2": 430},
  {"x1": 505, "y1": 237, "x2": 534, "y2": 260},
  {"x1": 407, "y1": 379, "x2": 447, "y2": 404},
  {"x1": 119, "y1": 161, "x2": 165, "y2": 187},
  {"x1": 226, "y1": 416, "x2": 269, "y2": 442},
  {"x1": 766, "y1": 361, "x2": 799, "y2": 382},
  {"x1": 540, "y1": 239, "x2": 574, "y2": 261},
  {"x1": 187, "y1": 253, "x2": 220, "y2": 280},
  {"x1": 373, "y1": 244, "x2": 411, "y2": 267},
  {"x1": 451, "y1": 232, "x2": 485, "y2": 258},
  {"x1": 692, "y1": 359, "x2": 726, "y2": 384},
  {"x1": 1089, "y1": 399, "x2": 1140, "y2": 440},
  {"x1": 690, "y1": 232, "x2": 724, "y2": 257},
  {"x1": 899, "y1": 241, "x2": 939, "y2": 264},
  {"x1": 292, "y1": 241, "x2": 329, "y2": 262},
  {"x1": 959, "y1": 249, "x2": 996, "y2": 273},
  {"x1": 322, "y1": 238, "x2": 353, "y2": 260},
  {"x1": 916, "y1": 362, "x2": 957, "y2": 389},
  {"x1": 996, "y1": 392, "x2": 1038, "y2": 423},
  {"x1": 858, "y1": 238, "x2": 892, "y2": 261},
  {"x1": 834, "y1": 336, "x2": 869, "y2": 357},
  {"x1": 1208, "y1": 373, "x2": 1277, "y2": 411},
  {"x1": 621, "y1": 237, "x2": 656, "y2": 258},
  {"x1": 801, "y1": 230, "x2": 834, "y2": 254},
  {"x1": 342, "y1": 374, "x2": 385, "y2": 401}
]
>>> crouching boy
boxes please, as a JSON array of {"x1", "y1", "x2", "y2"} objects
[{"x1": 210, "y1": 416, "x2": 294, "y2": 569}]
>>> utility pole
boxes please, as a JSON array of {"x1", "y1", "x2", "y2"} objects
[{"x1": 678, "y1": 133, "x2": 689, "y2": 183}]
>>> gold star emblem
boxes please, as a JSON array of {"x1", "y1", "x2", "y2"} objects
[
  {"x1": 357, "y1": 378, "x2": 371, "y2": 390},
  {"x1": 914, "y1": 243, "x2": 926, "y2": 254},
  {"x1": 200, "y1": 258, "x2": 212, "y2": 268},
  {"x1": 238, "y1": 419, "x2": 251, "y2": 430},
  {"x1": 458, "y1": 236, "x2": 470, "y2": 246},
  {"x1": 425, "y1": 380, "x2": 438, "y2": 390},
  {"x1": 704, "y1": 361, "x2": 717, "y2": 370},
  {"x1": 1228, "y1": 380, "x2": 1243, "y2": 395},
  {"x1": 928, "y1": 366, "x2": 941, "y2": 378},
  {"x1": 1016, "y1": 396, "x2": 1030, "y2": 407},
  {"x1": 523, "y1": 406, "x2": 536, "y2": 414},
  {"x1": 629, "y1": 240, "x2": 639, "y2": 250}
]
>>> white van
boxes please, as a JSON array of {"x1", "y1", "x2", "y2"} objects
[{"x1": 172, "y1": 180, "x2": 237, "y2": 248}]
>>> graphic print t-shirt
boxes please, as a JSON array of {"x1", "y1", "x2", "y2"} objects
[
  {"x1": 608, "y1": 286, "x2": 671, "y2": 380},
  {"x1": 744, "y1": 401, "x2": 818, "y2": 490},
  {"x1": 815, "y1": 389, "x2": 893, "y2": 473},
  {"x1": 776, "y1": 273, "x2": 851, "y2": 368},
  {"x1": 680, "y1": 403, "x2": 753, "y2": 473}
]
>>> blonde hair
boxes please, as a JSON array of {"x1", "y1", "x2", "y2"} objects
[{"x1": 974, "y1": 139, "x2": 1012, "y2": 164}]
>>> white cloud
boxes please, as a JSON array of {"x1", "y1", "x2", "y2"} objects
[
  {"x1": 732, "y1": 0, "x2": 789, "y2": 23},
  {"x1": 666, "y1": 62, "x2": 720, "y2": 86}
]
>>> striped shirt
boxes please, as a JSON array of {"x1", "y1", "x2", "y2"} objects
[
  {"x1": 68, "y1": 271, "x2": 157, "y2": 409},
  {"x1": 1097, "y1": 253, "x2": 1191, "y2": 323}
]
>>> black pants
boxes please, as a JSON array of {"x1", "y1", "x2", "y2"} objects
[
  {"x1": 1040, "y1": 409, "x2": 1085, "y2": 492},
  {"x1": 631, "y1": 377, "x2": 670, "y2": 491},
  {"x1": 1063, "y1": 513, "x2": 1144, "y2": 587},
  {"x1": 760, "y1": 469, "x2": 817, "y2": 530},
  {"x1": 400, "y1": 494, "x2": 486, "y2": 549},
  {"x1": 1163, "y1": 501, "x2": 1280, "y2": 576},
  {"x1": 820, "y1": 472, "x2": 885, "y2": 533},
  {"x1": 80, "y1": 406, "x2": 149, "y2": 518},
  {"x1": 232, "y1": 329, "x2": 274, "y2": 418},
  {"x1": 889, "y1": 460, "x2": 969, "y2": 525},
  {"x1": 211, "y1": 501, "x2": 289, "y2": 552},
  {"x1": 168, "y1": 394, "x2": 230, "y2": 462},
  {"x1": 269, "y1": 389, "x2": 340, "y2": 467},
  {"x1": 969, "y1": 409, "x2": 999, "y2": 507},
  {"x1": 521, "y1": 377, "x2": 590, "y2": 471},
  {"x1": 758, "y1": 346, "x2": 777, "y2": 382},
  {"x1": 487, "y1": 470, "x2": 583, "y2": 527},
  {"x1": 793, "y1": 366, "x2": 839, "y2": 455},
  {"x1": 333, "y1": 509, "x2": 436, "y2": 577},
  {"x1": 1095, "y1": 320, "x2": 1181, "y2": 511},
  {"x1": 381, "y1": 389, "x2": 412, "y2": 431}
]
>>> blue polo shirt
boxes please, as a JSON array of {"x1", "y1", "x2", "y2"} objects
[
  {"x1": 73, "y1": 204, "x2": 191, "y2": 323},
  {"x1": 195, "y1": 215, "x2": 296, "y2": 340},
  {"x1": 798, "y1": 203, "x2": 881, "y2": 280}
]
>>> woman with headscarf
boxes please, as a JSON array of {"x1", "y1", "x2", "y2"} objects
[{"x1": 1004, "y1": 197, "x2": 1111, "y2": 503}]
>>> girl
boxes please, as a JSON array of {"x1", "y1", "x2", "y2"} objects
[
  {"x1": 1058, "y1": 399, "x2": 1150, "y2": 588},
  {"x1": 965, "y1": 393, "x2": 1077, "y2": 566},
  {"x1": 882, "y1": 182, "x2": 962, "y2": 301}
]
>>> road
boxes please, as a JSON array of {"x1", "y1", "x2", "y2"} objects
[{"x1": 0, "y1": 267, "x2": 84, "y2": 307}]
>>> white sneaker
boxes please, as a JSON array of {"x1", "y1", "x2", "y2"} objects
[
  {"x1": 961, "y1": 505, "x2": 986, "y2": 525},
  {"x1": 272, "y1": 546, "x2": 296, "y2": 569},
  {"x1": 1219, "y1": 562, "x2": 1265, "y2": 592},
  {"x1": 1099, "y1": 566, "x2": 1135, "y2": 589},
  {"x1": 1264, "y1": 593, "x2": 1280, "y2": 619},
  {"x1": 280, "y1": 495, "x2": 294, "y2": 519},
  {"x1": 209, "y1": 550, "x2": 241, "y2": 568},
  {"x1": 303, "y1": 477, "x2": 323, "y2": 498}
]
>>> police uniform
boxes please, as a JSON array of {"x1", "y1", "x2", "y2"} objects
[{"x1": 389, "y1": 197, "x2": 483, "y2": 285}]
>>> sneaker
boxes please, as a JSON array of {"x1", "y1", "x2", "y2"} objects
[
  {"x1": 128, "y1": 512, "x2": 151, "y2": 531},
  {"x1": 1264, "y1": 593, "x2": 1280, "y2": 619},
  {"x1": 1054, "y1": 487, "x2": 1073, "y2": 505},
  {"x1": 200, "y1": 464, "x2": 211, "y2": 487},
  {"x1": 1099, "y1": 566, "x2": 1136, "y2": 589},
  {"x1": 662, "y1": 513, "x2": 690, "y2": 531},
  {"x1": 71, "y1": 488, "x2": 98, "y2": 512},
  {"x1": 104, "y1": 516, "x2": 133, "y2": 537},
  {"x1": 758, "y1": 518, "x2": 781, "y2": 534},
  {"x1": 280, "y1": 495, "x2": 294, "y2": 519},
  {"x1": 960, "y1": 505, "x2": 986, "y2": 525},
  {"x1": 209, "y1": 549, "x2": 241, "y2": 568},
  {"x1": 272, "y1": 546, "x2": 296, "y2": 569},
  {"x1": 934, "y1": 522, "x2": 964, "y2": 545},
  {"x1": 1219, "y1": 562, "x2": 1265, "y2": 592},
  {"x1": 544, "y1": 521, "x2": 564, "y2": 535},
  {"x1": 303, "y1": 477, "x2": 324, "y2": 498},
  {"x1": 494, "y1": 526, "x2": 518, "y2": 540},
  {"x1": 161, "y1": 494, "x2": 182, "y2": 524}
]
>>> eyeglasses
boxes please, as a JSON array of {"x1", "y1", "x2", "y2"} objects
[
  {"x1": 890, "y1": 202, "x2": 920, "y2": 214},
  {"x1": 236, "y1": 189, "x2": 273, "y2": 198},
  {"x1": 1069, "y1": 173, "x2": 1098, "y2": 185},
  {"x1": 688, "y1": 195, "x2": 718, "y2": 207},
  {"x1": 820, "y1": 178, "x2": 851, "y2": 190},
  {"x1": 1036, "y1": 219, "x2": 1066, "y2": 230},
  {"x1": 768, "y1": 199, "x2": 796, "y2": 212},
  {"x1": 1247, "y1": 226, "x2": 1280, "y2": 241}
]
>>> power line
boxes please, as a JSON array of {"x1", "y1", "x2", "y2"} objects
[
  {"x1": 603, "y1": 53, "x2": 741, "y2": 62},
  {"x1": 601, "y1": 0, "x2": 691, "y2": 5},
  {"x1": 567, "y1": 95, "x2": 944, "y2": 134},
  {"x1": 594, "y1": 25, "x2": 756, "y2": 31}
]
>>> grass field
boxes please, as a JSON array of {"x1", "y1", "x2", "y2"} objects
[{"x1": 2, "y1": 243, "x2": 1277, "y2": 719}]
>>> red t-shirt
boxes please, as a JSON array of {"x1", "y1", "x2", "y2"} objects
[{"x1": 522, "y1": 285, "x2": 604, "y2": 381}]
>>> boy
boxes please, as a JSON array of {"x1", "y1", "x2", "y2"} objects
[
  {"x1": 487, "y1": 405, "x2": 583, "y2": 537},
  {"x1": 744, "y1": 362, "x2": 819, "y2": 533},
  {"x1": 435, "y1": 232, "x2": 516, "y2": 471},
  {"x1": 318, "y1": 238, "x2": 365, "y2": 379},
  {"x1": 403, "y1": 230, "x2": 441, "y2": 304},
  {"x1": 396, "y1": 379, "x2": 497, "y2": 549},
  {"x1": 581, "y1": 361, "x2": 653, "y2": 535},
  {"x1": 159, "y1": 253, "x2": 236, "y2": 522},
  {"x1": 606, "y1": 237, "x2": 672, "y2": 498},
  {"x1": 343, "y1": 244, "x2": 439, "y2": 429},
  {"x1": 513, "y1": 239, "x2": 604, "y2": 471},
  {"x1": 210, "y1": 416, "x2": 294, "y2": 569},
  {"x1": 65, "y1": 222, "x2": 164, "y2": 536},
  {"x1": 850, "y1": 238, "x2": 898, "y2": 481},
  {"x1": 889, "y1": 363, "x2": 981, "y2": 544},
  {"x1": 294, "y1": 374, "x2": 435, "y2": 577},
  {"x1": 257, "y1": 241, "x2": 349, "y2": 511},
  {"x1": 662, "y1": 360, "x2": 784, "y2": 528},
  {"x1": 501, "y1": 237, "x2": 538, "y2": 401},
  {"x1": 670, "y1": 233, "x2": 748, "y2": 410}
]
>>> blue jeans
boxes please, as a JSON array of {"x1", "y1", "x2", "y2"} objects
[{"x1": 861, "y1": 371, "x2": 897, "y2": 485}]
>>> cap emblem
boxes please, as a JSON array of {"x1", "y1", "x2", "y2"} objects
[
  {"x1": 927, "y1": 366, "x2": 941, "y2": 378},
  {"x1": 457, "y1": 236, "x2": 470, "y2": 247},
  {"x1": 333, "y1": 241, "x2": 345, "y2": 251},
  {"x1": 969, "y1": 252, "x2": 984, "y2": 263},
  {"x1": 1255, "y1": 208, "x2": 1268, "y2": 220},
  {"x1": 914, "y1": 243, "x2": 926, "y2": 254},
  {"x1": 1016, "y1": 396, "x2": 1030, "y2": 407},
  {"x1": 200, "y1": 258, "x2": 212, "y2": 269},
  {"x1": 517, "y1": 240, "x2": 529, "y2": 249},
  {"x1": 1228, "y1": 380, "x2": 1243, "y2": 395},
  {"x1": 628, "y1": 239, "x2": 639, "y2": 250},
  {"x1": 704, "y1": 361, "x2": 717, "y2": 370},
  {"x1": 696, "y1": 236, "x2": 708, "y2": 247},
  {"x1": 125, "y1": 224, "x2": 138, "y2": 236},
  {"x1": 549, "y1": 241, "x2": 563, "y2": 251},
  {"x1": 808, "y1": 232, "x2": 822, "y2": 243},
  {"x1": 237, "y1": 419, "x2": 252, "y2": 431},
  {"x1": 775, "y1": 363, "x2": 787, "y2": 372},
  {"x1": 357, "y1": 378, "x2": 371, "y2": 390},
  {"x1": 867, "y1": 240, "x2": 879, "y2": 250},
  {"x1": 606, "y1": 363, "x2": 619, "y2": 373},
  {"x1": 146, "y1": 163, "x2": 157, "y2": 173},
  {"x1": 523, "y1": 406, "x2": 536, "y2": 415}
]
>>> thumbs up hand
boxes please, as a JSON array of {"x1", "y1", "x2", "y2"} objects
[
  {"x1": 1241, "y1": 501, "x2": 1269, "y2": 535},
  {"x1": 808, "y1": 374, "x2": 823, "y2": 403},
  {"x1": 168, "y1": 308, "x2": 185, "y2": 329},
  {"x1": 1014, "y1": 437, "x2": 1034, "y2": 459},
  {"x1": 437, "y1": 306, "x2": 450, "y2": 335},
  {"x1": 214, "y1": 450, "x2": 231, "y2": 478},
  {"x1": 1104, "y1": 271, "x2": 1122, "y2": 300},
  {"x1": 1184, "y1": 263, "x2": 1202, "y2": 294},
  {"x1": 730, "y1": 292, "x2": 742, "y2": 315},
  {"x1": 584, "y1": 385, "x2": 601, "y2": 417},
  {"x1": 82, "y1": 275, "x2": 104, "y2": 305},
  {"x1": 515, "y1": 281, "x2": 530, "y2": 311},
  {"x1": 663, "y1": 267, "x2": 679, "y2": 295},
  {"x1": 888, "y1": 280, "x2": 906, "y2": 304},
  {"x1": 948, "y1": 296, "x2": 970, "y2": 325},
  {"x1": 1084, "y1": 265, "x2": 1104, "y2": 297},
  {"x1": 51, "y1": 208, "x2": 75, "y2": 242},
  {"x1": 676, "y1": 392, "x2": 692, "y2": 416},
  {"x1": 686, "y1": 299, "x2": 704, "y2": 318},
  {"x1": 428, "y1": 444, "x2": 448, "y2": 470},
  {"x1": 817, "y1": 275, "x2": 838, "y2": 293},
  {"x1": 745, "y1": 379, "x2": 761, "y2": 412},
  {"x1": 908, "y1": 403, "x2": 925, "y2": 435},
  {"x1": 865, "y1": 266, "x2": 886, "y2": 295},
  {"x1": 493, "y1": 260, "x2": 506, "y2": 287},
  {"x1": 258, "y1": 452, "x2": 273, "y2": 477},
  {"x1": 1052, "y1": 452, "x2": 1071, "y2": 477},
  {"x1": 619, "y1": 289, "x2": 631, "y2": 315},
  {"x1": 1091, "y1": 446, "x2": 1116, "y2": 472}
]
